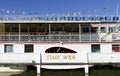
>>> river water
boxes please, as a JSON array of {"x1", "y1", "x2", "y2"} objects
[{"x1": 1, "y1": 66, "x2": 120, "y2": 76}]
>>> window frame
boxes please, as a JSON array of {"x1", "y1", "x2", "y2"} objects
[
  {"x1": 112, "y1": 44, "x2": 120, "y2": 52},
  {"x1": 4, "y1": 44, "x2": 14, "y2": 53},
  {"x1": 24, "y1": 44, "x2": 34, "y2": 53},
  {"x1": 91, "y1": 44, "x2": 100, "y2": 53}
]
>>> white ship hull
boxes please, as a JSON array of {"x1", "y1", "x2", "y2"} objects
[{"x1": 41, "y1": 65, "x2": 93, "y2": 69}]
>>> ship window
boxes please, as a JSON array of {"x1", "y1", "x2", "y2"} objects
[
  {"x1": 82, "y1": 27, "x2": 89, "y2": 33},
  {"x1": 112, "y1": 45, "x2": 120, "y2": 52},
  {"x1": 101, "y1": 27, "x2": 106, "y2": 33},
  {"x1": 21, "y1": 26, "x2": 28, "y2": 32},
  {"x1": 45, "y1": 47, "x2": 77, "y2": 53},
  {"x1": 24, "y1": 44, "x2": 34, "y2": 53},
  {"x1": 91, "y1": 27, "x2": 98, "y2": 33},
  {"x1": 72, "y1": 27, "x2": 79, "y2": 32},
  {"x1": 108, "y1": 27, "x2": 114, "y2": 33},
  {"x1": 91, "y1": 44, "x2": 100, "y2": 53},
  {"x1": 4, "y1": 44, "x2": 13, "y2": 53},
  {"x1": 29, "y1": 27, "x2": 36, "y2": 32},
  {"x1": 64, "y1": 27, "x2": 71, "y2": 32},
  {"x1": 12, "y1": 27, "x2": 19, "y2": 32}
]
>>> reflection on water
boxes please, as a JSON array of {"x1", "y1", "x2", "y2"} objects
[
  {"x1": 10, "y1": 70, "x2": 37, "y2": 76},
  {"x1": 37, "y1": 74, "x2": 40, "y2": 76},
  {"x1": 0, "y1": 73, "x2": 21, "y2": 76},
  {"x1": 1, "y1": 66, "x2": 120, "y2": 76}
]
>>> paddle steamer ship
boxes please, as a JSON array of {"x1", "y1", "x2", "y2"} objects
[{"x1": 0, "y1": 15, "x2": 120, "y2": 73}]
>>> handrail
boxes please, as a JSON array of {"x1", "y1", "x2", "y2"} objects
[
  {"x1": 0, "y1": 32, "x2": 99, "y2": 35},
  {"x1": 0, "y1": 32, "x2": 119, "y2": 35},
  {"x1": 0, "y1": 33, "x2": 118, "y2": 42},
  {"x1": 0, "y1": 33, "x2": 119, "y2": 42}
]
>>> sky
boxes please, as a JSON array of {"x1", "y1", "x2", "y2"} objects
[{"x1": 0, "y1": 0, "x2": 119, "y2": 16}]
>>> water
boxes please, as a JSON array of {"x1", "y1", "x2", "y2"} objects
[{"x1": 1, "y1": 66, "x2": 120, "y2": 76}]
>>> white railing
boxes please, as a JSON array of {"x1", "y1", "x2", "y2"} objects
[
  {"x1": 0, "y1": 33, "x2": 119, "y2": 42},
  {"x1": 112, "y1": 33, "x2": 120, "y2": 41},
  {"x1": 0, "y1": 34, "x2": 100, "y2": 42}
]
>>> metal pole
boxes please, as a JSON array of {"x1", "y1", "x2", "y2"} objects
[
  {"x1": 79, "y1": 24, "x2": 81, "y2": 42},
  {"x1": 19, "y1": 24, "x2": 21, "y2": 42},
  {"x1": 49, "y1": 23, "x2": 51, "y2": 42},
  {"x1": 98, "y1": 25, "x2": 101, "y2": 42},
  {"x1": 89, "y1": 26, "x2": 91, "y2": 42}
]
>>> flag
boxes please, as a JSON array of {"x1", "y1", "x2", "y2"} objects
[
  {"x1": 1, "y1": 9, "x2": 5, "y2": 12},
  {"x1": 68, "y1": 12, "x2": 70, "y2": 16},
  {"x1": 12, "y1": 10, "x2": 15, "y2": 14},
  {"x1": 22, "y1": 12, "x2": 26, "y2": 15},
  {"x1": 47, "y1": 14, "x2": 50, "y2": 16},
  {"x1": 52, "y1": 14, "x2": 55, "y2": 16},
  {"x1": 74, "y1": 12, "x2": 76, "y2": 16},
  {"x1": 79, "y1": 12, "x2": 81, "y2": 15},
  {"x1": 103, "y1": 8, "x2": 106, "y2": 9},
  {"x1": 6, "y1": 10, "x2": 10, "y2": 14}
]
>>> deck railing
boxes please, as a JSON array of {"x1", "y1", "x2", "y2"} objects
[{"x1": 0, "y1": 33, "x2": 119, "y2": 42}]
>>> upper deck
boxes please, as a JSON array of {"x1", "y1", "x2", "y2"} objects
[{"x1": 0, "y1": 15, "x2": 119, "y2": 42}]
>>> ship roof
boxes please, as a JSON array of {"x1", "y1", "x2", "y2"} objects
[{"x1": 0, "y1": 15, "x2": 119, "y2": 23}]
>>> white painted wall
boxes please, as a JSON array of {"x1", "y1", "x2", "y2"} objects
[
  {"x1": 88, "y1": 53, "x2": 110, "y2": 63},
  {"x1": 101, "y1": 44, "x2": 112, "y2": 53},
  {"x1": 0, "y1": 43, "x2": 120, "y2": 64},
  {"x1": 0, "y1": 45, "x2": 4, "y2": 53},
  {"x1": 14, "y1": 44, "x2": 24, "y2": 53},
  {"x1": 0, "y1": 53, "x2": 37, "y2": 63}
]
